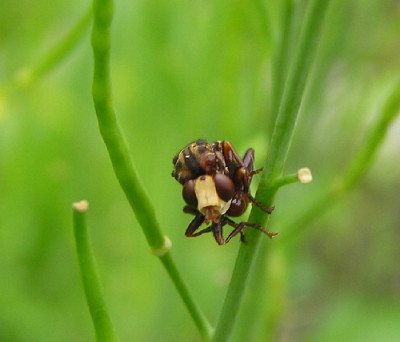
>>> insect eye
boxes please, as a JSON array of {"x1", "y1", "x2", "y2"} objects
[
  {"x1": 226, "y1": 193, "x2": 248, "y2": 217},
  {"x1": 182, "y1": 180, "x2": 198, "y2": 207},
  {"x1": 214, "y1": 174, "x2": 234, "y2": 201}
]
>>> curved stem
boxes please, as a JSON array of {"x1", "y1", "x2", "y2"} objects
[
  {"x1": 280, "y1": 79, "x2": 400, "y2": 248},
  {"x1": 91, "y1": 0, "x2": 164, "y2": 252},
  {"x1": 212, "y1": 1, "x2": 331, "y2": 341},
  {"x1": 0, "y1": 7, "x2": 92, "y2": 95},
  {"x1": 73, "y1": 201, "x2": 120, "y2": 342},
  {"x1": 90, "y1": 0, "x2": 212, "y2": 338},
  {"x1": 341, "y1": 80, "x2": 400, "y2": 191}
]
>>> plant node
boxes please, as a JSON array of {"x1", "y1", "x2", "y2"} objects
[{"x1": 151, "y1": 235, "x2": 172, "y2": 256}]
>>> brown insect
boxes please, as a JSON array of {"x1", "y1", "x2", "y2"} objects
[{"x1": 172, "y1": 139, "x2": 277, "y2": 245}]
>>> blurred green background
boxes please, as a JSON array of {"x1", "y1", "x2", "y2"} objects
[{"x1": 1, "y1": 1, "x2": 400, "y2": 341}]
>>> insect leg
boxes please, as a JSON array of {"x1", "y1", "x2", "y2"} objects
[
  {"x1": 212, "y1": 221, "x2": 225, "y2": 245},
  {"x1": 242, "y1": 148, "x2": 255, "y2": 171},
  {"x1": 223, "y1": 219, "x2": 247, "y2": 244},
  {"x1": 246, "y1": 194, "x2": 275, "y2": 214},
  {"x1": 189, "y1": 226, "x2": 213, "y2": 237},
  {"x1": 185, "y1": 211, "x2": 220, "y2": 240},
  {"x1": 222, "y1": 141, "x2": 246, "y2": 170},
  {"x1": 185, "y1": 213, "x2": 206, "y2": 237},
  {"x1": 223, "y1": 217, "x2": 278, "y2": 244}
]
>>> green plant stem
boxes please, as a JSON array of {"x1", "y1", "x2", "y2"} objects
[
  {"x1": 73, "y1": 202, "x2": 119, "y2": 342},
  {"x1": 272, "y1": 172, "x2": 299, "y2": 189},
  {"x1": 160, "y1": 254, "x2": 214, "y2": 341},
  {"x1": 212, "y1": 1, "x2": 330, "y2": 341},
  {"x1": 270, "y1": 0, "x2": 298, "y2": 123},
  {"x1": 280, "y1": 79, "x2": 400, "y2": 248},
  {"x1": 92, "y1": 0, "x2": 164, "y2": 251},
  {"x1": 259, "y1": 81, "x2": 400, "y2": 338},
  {"x1": 260, "y1": 1, "x2": 330, "y2": 188},
  {"x1": 0, "y1": 7, "x2": 92, "y2": 95},
  {"x1": 341, "y1": 81, "x2": 400, "y2": 191},
  {"x1": 90, "y1": 0, "x2": 212, "y2": 339}
]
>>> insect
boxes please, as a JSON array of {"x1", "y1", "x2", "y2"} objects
[{"x1": 172, "y1": 139, "x2": 277, "y2": 245}]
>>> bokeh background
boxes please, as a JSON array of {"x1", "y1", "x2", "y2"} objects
[{"x1": 1, "y1": 1, "x2": 399, "y2": 341}]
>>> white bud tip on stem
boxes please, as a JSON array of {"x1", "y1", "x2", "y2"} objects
[
  {"x1": 297, "y1": 168, "x2": 312, "y2": 183},
  {"x1": 72, "y1": 200, "x2": 89, "y2": 212}
]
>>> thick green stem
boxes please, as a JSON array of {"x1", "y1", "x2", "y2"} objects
[
  {"x1": 259, "y1": 0, "x2": 330, "y2": 188},
  {"x1": 90, "y1": 0, "x2": 212, "y2": 338},
  {"x1": 212, "y1": 1, "x2": 331, "y2": 341},
  {"x1": 73, "y1": 201, "x2": 119, "y2": 342}
]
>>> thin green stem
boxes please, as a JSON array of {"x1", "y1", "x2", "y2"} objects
[
  {"x1": 90, "y1": 0, "x2": 212, "y2": 338},
  {"x1": 91, "y1": 0, "x2": 164, "y2": 251},
  {"x1": 272, "y1": 167, "x2": 312, "y2": 190},
  {"x1": 160, "y1": 254, "x2": 214, "y2": 341},
  {"x1": 341, "y1": 81, "x2": 400, "y2": 191},
  {"x1": 272, "y1": 172, "x2": 299, "y2": 189},
  {"x1": 73, "y1": 201, "x2": 119, "y2": 342},
  {"x1": 270, "y1": 0, "x2": 298, "y2": 125},
  {"x1": 280, "y1": 79, "x2": 400, "y2": 248},
  {"x1": 0, "y1": 7, "x2": 92, "y2": 96},
  {"x1": 212, "y1": 1, "x2": 331, "y2": 341},
  {"x1": 260, "y1": 0, "x2": 330, "y2": 188}
]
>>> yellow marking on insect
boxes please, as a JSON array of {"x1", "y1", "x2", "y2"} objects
[{"x1": 194, "y1": 175, "x2": 231, "y2": 223}]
